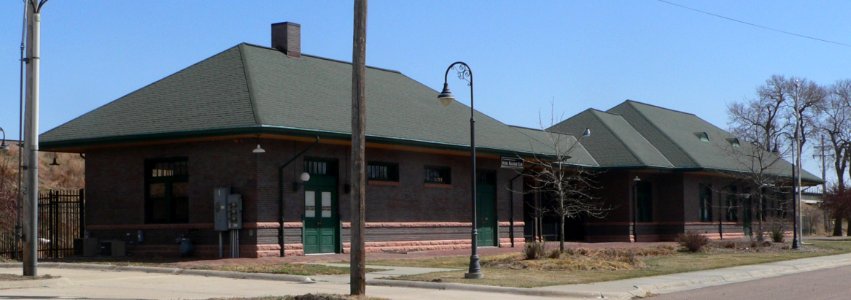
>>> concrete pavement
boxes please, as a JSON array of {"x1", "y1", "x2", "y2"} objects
[
  {"x1": 0, "y1": 265, "x2": 545, "y2": 300},
  {"x1": 2, "y1": 252, "x2": 851, "y2": 299}
]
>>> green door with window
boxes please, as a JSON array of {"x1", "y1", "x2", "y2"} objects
[
  {"x1": 303, "y1": 160, "x2": 339, "y2": 254},
  {"x1": 476, "y1": 171, "x2": 497, "y2": 247}
]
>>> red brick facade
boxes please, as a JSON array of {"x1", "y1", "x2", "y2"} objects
[{"x1": 84, "y1": 137, "x2": 526, "y2": 257}]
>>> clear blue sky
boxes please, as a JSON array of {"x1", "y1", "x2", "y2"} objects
[{"x1": 2, "y1": 1, "x2": 847, "y2": 182}]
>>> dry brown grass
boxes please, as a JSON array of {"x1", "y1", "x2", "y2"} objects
[
  {"x1": 391, "y1": 240, "x2": 851, "y2": 287},
  {"x1": 483, "y1": 245, "x2": 677, "y2": 272},
  {"x1": 0, "y1": 144, "x2": 84, "y2": 231}
]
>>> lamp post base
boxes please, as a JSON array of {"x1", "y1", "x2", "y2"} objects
[{"x1": 464, "y1": 254, "x2": 483, "y2": 279}]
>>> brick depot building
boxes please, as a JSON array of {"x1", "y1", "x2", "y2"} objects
[{"x1": 41, "y1": 22, "x2": 819, "y2": 257}]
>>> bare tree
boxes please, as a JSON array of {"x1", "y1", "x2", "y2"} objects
[
  {"x1": 729, "y1": 75, "x2": 827, "y2": 241},
  {"x1": 0, "y1": 148, "x2": 19, "y2": 232},
  {"x1": 786, "y1": 77, "x2": 826, "y2": 155},
  {"x1": 728, "y1": 75, "x2": 791, "y2": 153},
  {"x1": 524, "y1": 111, "x2": 607, "y2": 252},
  {"x1": 819, "y1": 80, "x2": 851, "y2": 235},
  {"x1": 720, "y1": 137, "x2": 788, "y2": 241}
]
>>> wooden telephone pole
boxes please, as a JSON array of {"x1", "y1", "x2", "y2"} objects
[{"x1": 350, "y1": 0, "x2": 368, "y2": 296}]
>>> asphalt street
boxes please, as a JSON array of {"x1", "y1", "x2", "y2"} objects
[{"x1": 649, "y1": 265, "x2": 851, "y2": 300}]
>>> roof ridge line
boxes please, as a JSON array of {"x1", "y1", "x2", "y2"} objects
[
  {"x1": 590, "y1": 110, "x2": 651, "y2": 167},
  {"x1": 623, "y1": 101, "x2": 699, "y2": 167},
  {"x1": 595, "y1": 111, "x2": 676, "y2": 167},
  {"x1": 238, "y1": 44, "x2": 262, "y2": 125},
  {"x1": 624, "y1": 99, "x2": 696, "y2": 116},
  {"x1": 239, "y1": 42, "x2": 402, "y2": 74}
]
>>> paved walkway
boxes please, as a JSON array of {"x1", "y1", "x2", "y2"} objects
[{"x1": 3, "y1": 247, "x2": 851, "y2": 299}]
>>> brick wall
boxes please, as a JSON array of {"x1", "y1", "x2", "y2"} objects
[{"x1": 85, "y1": 137, "x2": 526, "y2": 257}]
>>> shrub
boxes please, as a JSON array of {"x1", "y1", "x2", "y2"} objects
[
  {"x1": 677, "y1": 231, "x2": 709, "y2": 252},
  {"x1": 767, "y1": 217, "x2": 785, "y2": 243},
  {"x1": 524, "y1": 241, "x2": 545, "y2": 260},
  {"x1": 547, "y1": 249, "x2": 561, "y2": 259}
]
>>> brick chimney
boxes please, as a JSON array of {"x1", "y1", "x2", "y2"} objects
[{"x1": 272, "y1": 22, "x2": 300, "y2": 57}]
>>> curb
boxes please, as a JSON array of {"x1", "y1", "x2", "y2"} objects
[
  {"x1": 0, "y1": 262, "x2": 314, "y2": 284},
  {"x1": 368, "y1": 278, "x2": 625, "y2": 299},
  {"x1": 628, "y1": 254, "x2": 851, "y2": 297},
  {"x1": 0, "y1": 277, "x2": 71, "y2": 290}
]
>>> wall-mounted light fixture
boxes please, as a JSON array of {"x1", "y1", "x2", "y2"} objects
[
  {"x1": 292, "y1": 171, "x2": 311, "y2": 191},
  {"x1": 252, "y1": 144, "x2": 266, "y2": 154},
  {"x1": 49, "y1": 153, "x2": 60, "y2": 166}
]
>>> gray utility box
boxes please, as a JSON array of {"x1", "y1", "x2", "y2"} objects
[
  {"x1": 214, "y1": 187, "x2": 231, "y2": 231},
  {"x1": 99, "y1": 240, "x2": 126, "y2": 257},
  {"x1": 81, "y1": 238, "x2": 100, "y2": 257},
  {"x1": 227, "y1": 194, "x2": 243, "y2": 230},
  {"x1": 214, "y1": 187, "x2": 243, "y2": 231}
]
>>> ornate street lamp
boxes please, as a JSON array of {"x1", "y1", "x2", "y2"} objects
[
  {"x1": 437, "y1": 61, "x2": 482, "y2": 279},
  {"x1": 0, "y1": 127, "x2": 8, "y2": 152}
]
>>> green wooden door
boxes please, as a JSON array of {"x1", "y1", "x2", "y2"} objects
[
  {"x1": 476, "y1": 171, "x2": 497, "y2": 247},
  {"x1": 303, "y1": 160, "x2": 339, "y2": 254}
]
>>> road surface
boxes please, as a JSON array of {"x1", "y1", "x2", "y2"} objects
[{"x1": 650, "y1": 265, "x2": 851, "y2": 300}]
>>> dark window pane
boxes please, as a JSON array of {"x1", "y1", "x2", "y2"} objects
[
  {"x1": 367, "y1": 162, "x2": 398, "y2": 181},
  {"x1": 145, "y1": 157, "x2": 189, "y2": 224},
  {"x1": 173, "y1": 182, "x2": 188, "y2": 198},
  {"x1": 173, "y1": 197, "x2": 189, "y2": 223},
  {"x1": 149, "y1": 183, "x2": 166, "y2": 198},
  {"x1": 425, "y1": 166, "x2": 451, "y2": 184}
]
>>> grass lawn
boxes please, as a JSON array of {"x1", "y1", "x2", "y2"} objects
[{"x1": 375, "y1": 239, "x2": 851, "y2": 288}]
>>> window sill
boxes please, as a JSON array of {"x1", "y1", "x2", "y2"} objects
[
  {"x1": 368, "y1": 180, "x2": 400, "y2": 186},
  {"x1": 424, "y1": 183, "x2": 452, "y2": 189}
]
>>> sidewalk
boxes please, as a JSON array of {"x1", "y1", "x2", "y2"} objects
[{"x1": 3, "y1": 250, "x2": 851, "y2": 299}]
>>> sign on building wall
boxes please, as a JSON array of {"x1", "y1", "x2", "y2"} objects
[{"x1": 500, "y1": 157, "x2": 524, "y2": 169}]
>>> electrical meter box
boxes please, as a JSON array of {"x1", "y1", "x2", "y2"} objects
[
  {"x1": 213, "y1": 187, "x2": 231, "y2": 231},
  {"x1": 227, "y1": 194, "x2": 243, "y2": 230}
]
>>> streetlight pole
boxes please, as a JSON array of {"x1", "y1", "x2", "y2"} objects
[
  {"x1": 23, "y1": 0, "x2": 47, "y2": 276},
  {"x1": 791, "y1": 80, "x2": 802, "y2": 250},
  {"x1": 632, "y1": 176, "x2": 640, "y2": 242},
  {"x1": 437, "y1": 62, "x2": 482, "y2": 279}
]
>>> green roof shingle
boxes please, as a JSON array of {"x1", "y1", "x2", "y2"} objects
[
  {"x1": 548, "y1": 109, "x2": 673, "y2": 168},
  {"x1": 550, "y1": 100, "x2": 820, "y2": 182},
  {"x1": 41, "y1": 43, "x2": 566, "y2": 157}
]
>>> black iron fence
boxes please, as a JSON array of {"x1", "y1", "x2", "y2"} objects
[{"x1": 0, "y1": 189, "x2": 84, "y2": 259}]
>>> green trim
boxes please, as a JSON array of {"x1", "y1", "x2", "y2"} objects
[{"x1": 40, "y1": 125, "x2": 535, "y2": 158}]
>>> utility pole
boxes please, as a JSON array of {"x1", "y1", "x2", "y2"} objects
[
  {"x1": 813, "y1": 135, "x2": 830, "y2": 233},
  {"x1": 350, "y1": 0, "x2": 367, "y2": 296},
  {"x1": 23, "y1": 0, "x2": 48, "y2": 276}
]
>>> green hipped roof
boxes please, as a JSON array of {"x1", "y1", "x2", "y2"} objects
[
  {"x1": 551, "y1": 100, "x2": 821, "y2": 183},
  {"x1": 41, "y1": 43, "x2": 569, "y2": 157},
  {"x1": 508, "y1": 126, "x2": 598, "y2": 167},
  {"x1": 548, "y1": 109, "x2": 673, "y2": 168}
]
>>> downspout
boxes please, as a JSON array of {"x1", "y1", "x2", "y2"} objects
[
  {"x1": 278, "y1": 136, "x2": 320, "y2": 257},
  {"x1": 508, "y1": 173, "x2": 523, "y2": 248}
]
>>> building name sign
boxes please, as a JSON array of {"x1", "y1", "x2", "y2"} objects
[{"x1": 500, "y1": 157, "x2": 524, "y2": 169}]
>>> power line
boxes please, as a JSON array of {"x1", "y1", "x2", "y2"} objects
[{"x1": 657, "y1": 0, "x2": 851, "y2": 48}]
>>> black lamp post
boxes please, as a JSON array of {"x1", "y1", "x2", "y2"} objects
[
  {"x1": 632, "y1": 176, "x2": 640, "y2": 242},
  {"x1": 437, "y1": 61, "x2": 482, "y2": 279}
]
